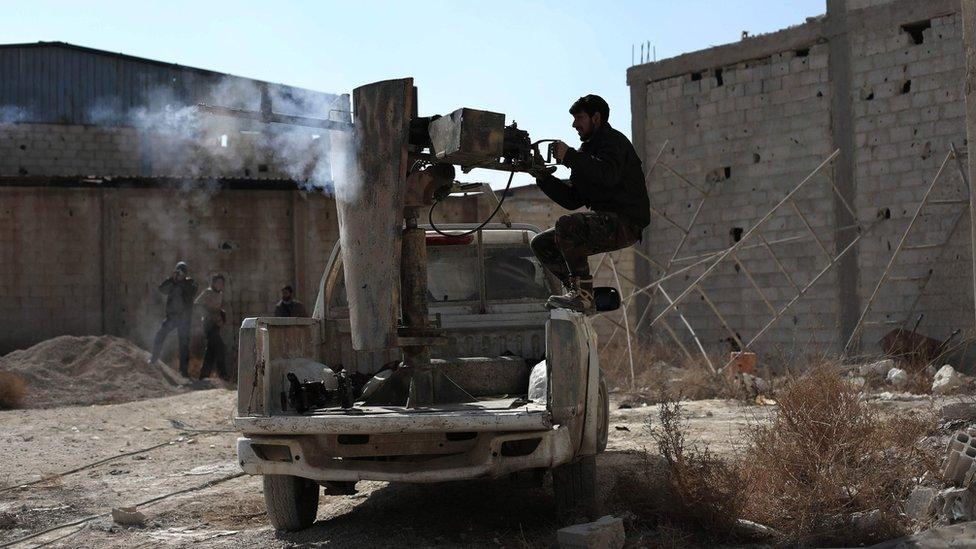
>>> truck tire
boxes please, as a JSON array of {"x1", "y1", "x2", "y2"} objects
[
  {"x1": 552, "y1": 455, "x2": 597, "y2": 522},
  {"x1": 263, "y1": 474, "x2": 319, "y2": 531},
  {"x1": 597, "y1": 375, "x2": 609, "y2": 453}
]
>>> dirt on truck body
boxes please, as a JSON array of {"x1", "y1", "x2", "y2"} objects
[{"x1": 235, "y1": 225, "x2": 611, "y2": 530}]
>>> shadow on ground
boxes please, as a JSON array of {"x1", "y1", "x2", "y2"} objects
[{"x1": 273, "y1": 450, "x2": 651, "y2": 548}]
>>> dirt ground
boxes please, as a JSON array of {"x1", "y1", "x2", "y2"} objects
[{"x1": 0, "y1": 388, "x2": 945, "y2": 548}]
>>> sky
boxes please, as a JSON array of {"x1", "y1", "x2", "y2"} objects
[{"x1": 4, "y1": 0, "x2": 825, "y2": 188}]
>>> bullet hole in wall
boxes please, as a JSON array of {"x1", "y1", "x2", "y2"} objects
[
  {"x1": 816, "y1": 90, "x2": 823, "y2": 98},
  {"x1": 706, "y1": 166, "x2": 732, "y2": 182},
  {"x1": 921, "y1": 141, "x2": 932, "y2": 160},
  {"x1": 715, "y1": 68, "x2": 724, "y2": 86},
  {"x1": 795, "y1": 48, "x2": 809, "y2": 57},
  {"x1": 691, "y1": 71, "x2": 703, "y2": 81},
  {"x1": 19, "y1": 144, "x2": 26, "y2": 150},
  {"x1": 877, "y1": 207, "x2": 891, "y2": 220},
  {"x1": 753, "y1": 153, "x2": 761, "y2": 163},
  {"x1": 730, "y1": 227, "x2": 744, "y2": 242},
  {"x1": 902, "y1": 19, "x2": 931, "y2": 45},
  {"x1": 901, "y1": 80, "x2": 912, "y2": 94}
]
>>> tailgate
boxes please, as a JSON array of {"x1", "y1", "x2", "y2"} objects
[{"x1": 236, "y1": 399, "x2": 550, "y2": 435}]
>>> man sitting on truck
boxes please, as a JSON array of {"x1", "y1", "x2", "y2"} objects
[{"x1": 528, "y1": 94, "x2": 650, "y2": 313}]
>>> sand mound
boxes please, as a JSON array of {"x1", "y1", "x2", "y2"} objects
[{"x1": 0, "y1": 335, "x2": 188, "y2": 408}]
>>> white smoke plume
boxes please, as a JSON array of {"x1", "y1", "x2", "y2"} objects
[{"x1": 86, "y1": 77, "x2": 356, "y2": 196}]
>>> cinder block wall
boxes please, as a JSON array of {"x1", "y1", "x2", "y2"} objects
[
  {"x1": 0, "y1": 185, "x2": 339, "y2": 364},
  {"x1": 850, "y1": 10, "x2": 971, "y2": 346},
  {"x1": 0, "y1": 123, "x2": 304, "y2": 180},
  {"x1": 627, "y1": 0, "x2": 969, "y2": 357}
]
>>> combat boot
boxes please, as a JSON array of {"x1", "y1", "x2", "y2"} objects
[{"x1": 546, "y1": 276, "x2": 595, "y2": 314}]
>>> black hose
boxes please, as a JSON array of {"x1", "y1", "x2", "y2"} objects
[{"x1": 428, "y1": 170, "x2": 516, "y2": 237}]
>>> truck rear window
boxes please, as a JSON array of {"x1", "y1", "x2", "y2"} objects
[{"x1": 330, "y1": 239, "x2": 551, "y2": 308}]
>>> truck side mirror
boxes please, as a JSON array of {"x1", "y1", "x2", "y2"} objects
[{"x1": 593, "y1": 287, "x2": 621, "y2": 312}]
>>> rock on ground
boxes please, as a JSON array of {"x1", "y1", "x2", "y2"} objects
[
  {"x1": 860, "y1": 359, "x2": 895, "y2": 377},
  {"x1": 886, "y1": 368, "x2": 909, "y2": 389},
  {"x1": 557, "y1": 515, "x2": 625, "y2": 549},
  {"x1": 933, "y1": 365, "x2": 966, "y2": 395}
]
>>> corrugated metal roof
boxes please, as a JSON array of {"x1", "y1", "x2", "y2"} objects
[{"x1": 0, "y1": 41, "x2": 344, "y2": 126}]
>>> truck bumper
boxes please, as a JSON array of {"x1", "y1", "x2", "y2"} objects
[{"x1": 237, "y1": 426, "x2": 574, "y2": 483}]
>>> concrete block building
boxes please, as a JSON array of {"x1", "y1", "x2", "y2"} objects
[{"x1": 628, "y1": 0, "x2": 971, "y2": 357}]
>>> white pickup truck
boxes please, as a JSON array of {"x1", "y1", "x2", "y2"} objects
[{"x1": 234, "y1": 224, "x2": 612, "y2": 531}]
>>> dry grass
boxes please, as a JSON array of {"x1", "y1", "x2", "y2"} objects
[
  {"x1": 739, "y1": 366, "x2": 938, "y2": 546},
  {"x1": 0, "y1": 371, "x2": 28, "y2": 409},
  {"x1": 611, "y1": 365, "x2": 940, "y2": 547},
  {"x1": 608, "y1": 399, "x2": 745, "y2": 546}
]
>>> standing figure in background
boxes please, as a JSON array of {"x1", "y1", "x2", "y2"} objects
[
  {"x1": 195, "y1": 274, "x2": 227, "y2": 381},
  {"x1": 149, "y1": 262, "x2": 198, "y2": 376},
  {"x1": 275, "y1": 285, "x2": 307, "y2": 317}
]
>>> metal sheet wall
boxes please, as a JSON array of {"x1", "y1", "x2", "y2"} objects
[{"x1": 0, "y1": 43, "x2": 341, "y2": 125}]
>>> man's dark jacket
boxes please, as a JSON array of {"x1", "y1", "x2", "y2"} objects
[
  {"x1": 275, "y1": 300, "x2": 307, "y2": 318},
  {"x1": 536, "y1": 123, "x2": 650, "y2": 230},
  {"x1": 159, "y1": 277, "x2": 198, "y2": 318}
]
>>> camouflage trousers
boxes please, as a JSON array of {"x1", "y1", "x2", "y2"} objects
[{"x1": 530, "y1": 211, "x2": 641, "y2": 286}]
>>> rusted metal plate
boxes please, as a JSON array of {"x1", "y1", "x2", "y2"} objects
[
  {"x1": 546, "y1": 311, "x2": 587, "y2": 425},
  {"x1": 429, "y1": 108, "x2": 504, "y2": 167},
  {"x1": 336, "y1": 78, "x2": 413, "y2": 350}
]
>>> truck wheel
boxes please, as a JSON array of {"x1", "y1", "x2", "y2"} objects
[
  {"x1": 597, "y1": 375, "x2": 609, "y2": 453},
  {"x1": 263, "y1": 474, "x2": 319, "y2": 531},
  {"x1": 552, "y1": 455, "x2": 597, "y2": 523}
]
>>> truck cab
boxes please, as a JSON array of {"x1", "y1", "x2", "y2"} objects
[{"x1": 235, "y1": 224, "x2": 611, "y2": 531}]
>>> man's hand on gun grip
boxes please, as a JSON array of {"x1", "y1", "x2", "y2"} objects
[
  {"x1": 528, "y1": 150, "x2": 557, "y2": 181},
  {"x1": 550, "y1": 140, "x2": 571, "y2": 163}
]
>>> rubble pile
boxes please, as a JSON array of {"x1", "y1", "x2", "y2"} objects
[
  {"x1": 0, "y1": 335, "x2": 187, "y2": 408},
  {"x1": 849, "y1": 358, "x2": 973, "y2": 396},
  {"x1": 904, "y1": 412, "x2": 976, "y2": 527}
]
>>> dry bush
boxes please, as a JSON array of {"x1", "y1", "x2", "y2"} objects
[
  {"x1": 609, "y1": 399, "x2": 744, "y2": 545},
  {"x1": 0, "y1": 371, "x2": 28, "y2": 409},
  {"x1": 611, "y1": 366, "x2": 939, "y2": 546},
  {"x1": 650, "y1": 399, "x2": 743, "y2": 532},
  {"x1": 739, "y1": 366, "x2": 938, "y2": 546}
]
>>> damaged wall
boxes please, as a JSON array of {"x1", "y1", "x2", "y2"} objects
[{"x1": 628, "y1": 0, "x2": 969, "y2": 356}]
